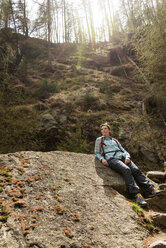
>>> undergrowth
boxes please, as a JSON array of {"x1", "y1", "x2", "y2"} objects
[
  {"x1": 131, "y1": 202, "x2": 156, "y2": 232},
  {"x1": 57, "y1": 127, "x2": 90, "y2": 153},
  {"x1": 0, "y1": 106, "x2": 43, "y2": 153}
]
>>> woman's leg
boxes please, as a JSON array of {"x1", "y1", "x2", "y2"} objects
[
  {"x1": 108, "y1": 158, "x2": 140, "y2": 195},
  {"x1": 127, "y1": 161, "x2": 153, "y2": 192}
]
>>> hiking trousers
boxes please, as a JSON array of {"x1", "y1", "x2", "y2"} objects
[{"x1": 107, "y1": 158, "x2": 153, "y2": 196}]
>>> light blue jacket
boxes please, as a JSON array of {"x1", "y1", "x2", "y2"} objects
[{"x1": 94, "y1": 136, "x2": 130, "y2": 162}]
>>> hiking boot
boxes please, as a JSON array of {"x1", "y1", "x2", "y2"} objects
[
  {"x1": 135, "y1": 193, "x2": 147, "y2": 207},
  {"x1": 148, "y1": 188, "x2": 165, "y2": 198}
]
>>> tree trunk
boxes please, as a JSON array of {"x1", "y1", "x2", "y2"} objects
[
  {"x1": 23, "y1": 0, "x2": 28, "y2": 37},
  {"x1": 47, "y1": 0, "x2": 51, "y2": 66},
  {"x1": 82, "y1": 0, "x2": 91, "y2": 42},
  {"x1": 8, "y1": 0, "x2": 17, "y2": 33}
]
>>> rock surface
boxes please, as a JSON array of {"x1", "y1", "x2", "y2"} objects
[
  {"x1": 40, "y1": 113, "x2": 58, "y2": 134},
  {"x1": 149, "y1": 240, "x2": 166, "y2": 248},
  {"x1": 150, "y1": 213, "x2": 166, "y2": 228},
  {"x1": 0, "y1": 151, "x2": 148, "y2": 248},
  {"x1": 146, "y1": 192, "x2": 166, "y2": 211},
  {"x1": 146, "y1": 171, "x2": 166, "y2": 183}
]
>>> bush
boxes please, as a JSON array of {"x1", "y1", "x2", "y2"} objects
[
  {"x1": 57, "y1": 127, "x2": 89, "y2": 153},
  {"x1": 36, "y1": 80, "x2": 60, "y2": 100},
  {"x1": 78, "y1": 92, "x2": 99, "y2": 111},
  {"x1": 0, "y1": 107, "x2": 44, "y2": 153}
]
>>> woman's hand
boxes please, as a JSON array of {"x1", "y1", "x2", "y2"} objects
[
  {"x1": 125, "y1": 157, "x2": 131, "y2": 164},
  {"x1": 102, "y1": 159, "x2": 109, "y2": 167}
]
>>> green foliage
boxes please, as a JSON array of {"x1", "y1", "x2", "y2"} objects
[
  {"x1": 131, "y1": 201, "x2": 155, "y2": 231},
  {"x1": 134, "y1": 22, "x2": 166, "y2": 116},
  {"x1": 21, "y1": 38, "x2": 47, "y2": 62},
  {"x1": 131, "y1": 201, "x2": 144, "y2": 216},
  {"x1": 83, "y1": 92, "x2": 98, "y2": 103},
  {"x1": 0, "y1": 206, "x2": 8, "y2": 223},
  {"x1": 57, "y1": 127, "x2": 89, "y2": 153},
  {"x1": 0, "y1": 106, "x2": 44, "y2": 154},
  {"x1": 76, "y1": 44, "x2": 84, "y2": 70},
  {"x1": 78, "y1": 91, "x2": 99, "y2": 111},
  {"x1": 0, "y1": 169, "x2": 12, "y2": 182},
  {"x1": 119, "y1": 0, "x2": 166, "y2": 117},
  {"x1": 99, "y1": 75, "x2": 120, "y2": 95},
  {"x1": 36, "y1": 80, "x2": 60, "y2": 100}
]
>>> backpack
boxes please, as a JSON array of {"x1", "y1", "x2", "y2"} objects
[{"x1": 100, "y1": 136, "x2": 123, "y2": 158}]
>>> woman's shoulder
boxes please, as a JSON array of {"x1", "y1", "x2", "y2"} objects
[{"x1": 95, "y1": 136, "x2": 103, "y2": 142}]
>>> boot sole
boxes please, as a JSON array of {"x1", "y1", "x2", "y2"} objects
[
  {"x1": 147, "y1": 191, "x2": 166, "y2": 198},
  {"x1": 135, "y1": 200, "x2": 148, "y2": 207},
  {"x1": 138, "y1": 203, "x2": 147, "y2": 207}
]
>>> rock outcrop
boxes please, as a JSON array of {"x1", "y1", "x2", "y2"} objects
[{"x1": 0, "y1": 151, "x2": 149, "y2": 248}]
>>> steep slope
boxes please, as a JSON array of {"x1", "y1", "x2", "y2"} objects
[
  {"x1": 0, "y1": 36, "x2": 165, "y2": 171},
  {"x1": 0, "y1": 151, "x2": 148, "y2": 248}
]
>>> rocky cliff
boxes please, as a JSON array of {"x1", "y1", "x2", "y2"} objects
[{"x1": 0, "y1": 151, "x2": 150, "y2": 248}]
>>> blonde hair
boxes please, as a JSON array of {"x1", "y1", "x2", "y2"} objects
[{"x1": 100, "y1": 122, "x2": 111, "y2": 130}]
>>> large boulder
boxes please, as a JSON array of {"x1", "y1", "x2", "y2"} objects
[
  {"x1": 0, "y1": 151, "x2": 148, "y2": 248},
  {"x1": 95, "y1": 158, "x2": 126, "y2": 194}
]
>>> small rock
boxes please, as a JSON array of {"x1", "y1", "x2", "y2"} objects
[
  {"x1": 5, "y1": 185, "x2": 11, "y2": 193},
  {"x1": 149, "y1": 240, "x2": 166, "y2": 248},
  {"x1": 70, "y1": 243, "x2": 79, "y2": 248},
  {"x1": 59, "y1": 114, "x2": 67, "y2": 124},
  {"x1": 40, "y1": 113, "x2": 58, "y2": 133},
  {"x1": 151, "y1": 213, "x2": 166, "y2": 228},
  {"x1": 159, "y1": 183, "x2": 166, "y2": 189},
  {"x1": 164, "y1": 162, "x2": 166, "y2": 170},
  {"x1": 146, "y1": 171, "x2": 166, "y2": 183},
  {"x1": 146, "y1": 192, "x2": 166, "y2": 211}
]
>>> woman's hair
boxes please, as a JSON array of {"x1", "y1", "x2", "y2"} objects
[{"x1": 100, "y1": 122, "x2": 111, "y2": 130}]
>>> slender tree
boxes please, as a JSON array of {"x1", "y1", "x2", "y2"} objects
[
  {"x1": 8, "y1": 0, "x2": 17, "y2": 32},
  {"x1": 16, "y1": 0, "x2": 29, "y2": 36},
  {"x1": 47, "y1": 0, "x2": 51, "y2": 66},
  {"x1": 0, "y1": 0, "x2": 11, "y2": 29},
  {"x1": 81, "y1": 0, "x2": 92, "y2": 42}
]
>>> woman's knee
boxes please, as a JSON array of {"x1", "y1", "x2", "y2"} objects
[
  {"x1": 122, "y1": 165, "x2": 131, "y2": 175},
  {"x1": 115, "y1": 161, "x2": 131, "y2": 175},
  {"x1": 129, "y1": 162, "x2": 142, "y2": 175}
]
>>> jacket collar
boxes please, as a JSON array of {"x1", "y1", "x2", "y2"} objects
[{"x1": 102, "y1": 135, "x2": 112, "y2": 139}]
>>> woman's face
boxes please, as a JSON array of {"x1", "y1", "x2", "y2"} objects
[{"x1": 100, "y1": 125, "x2": 110, "y2": 137}]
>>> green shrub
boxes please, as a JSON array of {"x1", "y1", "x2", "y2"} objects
[
  {"x1": 99, "y1": 75, "x2": 120, "y2": 94},
  {"x1": 0, "y1": 107, "x2": 44, "y2": 153},
  {"x1": 36, "y1": 80, "x2": 60, "y2": 100},
  {"x1": 57, "y1": 127, "x2": 89, "y2": 153},
  {"x1": 78, "y1": 92, "x2": 99, "y2": 111}
]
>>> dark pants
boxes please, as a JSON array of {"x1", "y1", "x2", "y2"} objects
[{"x1": 108, "y1": 158, "x2": 153, "y2": 196}]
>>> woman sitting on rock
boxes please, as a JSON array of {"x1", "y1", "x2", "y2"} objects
[{"x1": 94, "y1": 122, "x2": 164, "y2": 207}]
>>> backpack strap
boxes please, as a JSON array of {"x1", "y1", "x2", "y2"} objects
[
  {"x1": 112, "y1": 138, "x2": 123, "y2": 152},
  {"x1": 100, "y1": 137, "x2": 123, "y2": 159},
  {"x1": 100, "y1": 137, "x2": 106, "y2": 158}
]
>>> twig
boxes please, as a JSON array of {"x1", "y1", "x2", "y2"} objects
[
  {"x1": 116, "y1": 52, "x2": 128, "y2": 78},
  {"x1": 127, "y1": 56, "x2": 150, "y2": 84}
]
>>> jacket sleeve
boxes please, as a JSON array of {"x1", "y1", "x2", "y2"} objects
[
  {"x1": 94, "y1": 137, "x2": 104, "y2": 162},
  {"x1": 116, "y1": 140, "x2": 130, "y2": 158}
]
